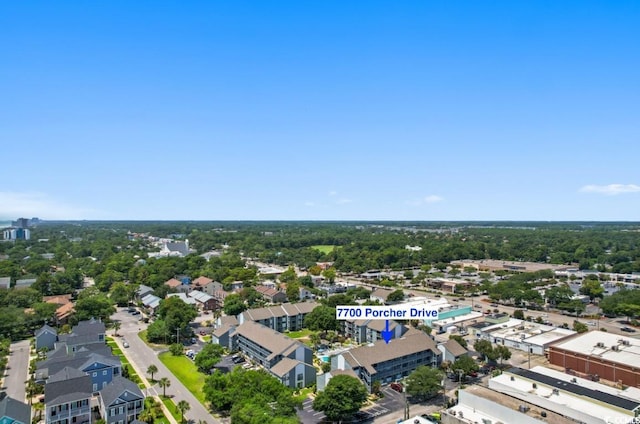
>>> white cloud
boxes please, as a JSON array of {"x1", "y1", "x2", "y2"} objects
[
  {"x1": 406, "y1": 194, "x2": 444, "y2": 206},
  {"x1": 0, "y1": 191, "x2": 97, "y2": 220},
  {"x1": 328, "y1": 191, "x2": 338, "y2": 197},
  {"x1": 579, "y1": 184, "x2": 640, "y2": 196},
  {"x1": 336, "y1": 198, "x2": 353, "y2": 204},
  {"x1": 424, "y1": 195, "x2": 444, "y2": 203},
  {"x1": 304, "y1": 201, "x2": 315, "y2": 207}
]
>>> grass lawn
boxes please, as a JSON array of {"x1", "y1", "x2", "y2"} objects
[
  {"x1": 158, "y1": 352, "x2": 206, "y2": 403},
  {"x1": 310, "y1": 245, "x2": 338, "y2": 254},
  {"x1": 160, "y1": 396, "x2": 182, "y2": 423},
  {"x1": 202, "y1": 335, "x2": 211, "y2": 343},
  {"x1": 106, "y1": 337, "x2": 143, "y2": 387},
  {"x1": 286, "y1": 329, "x2": 314, "y2": 339}
]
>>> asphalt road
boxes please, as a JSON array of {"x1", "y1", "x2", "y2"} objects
[
  {"x1": 113, "y1": 308, "x2": 221, "y2": 424},
  {"x1": 4, "y1": 339, "x2": 30, "y2": 402}
]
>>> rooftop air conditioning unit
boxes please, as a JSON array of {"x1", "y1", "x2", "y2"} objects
[
  {"x1": 571, "y1": 378, "x2": 577, "y2": 383},
  {"x1": 612, "y1": 345, "x2": 619, "y2": 351},
  {"x1": 596, "y1": 342, "x2": 604, "y2": 347}
]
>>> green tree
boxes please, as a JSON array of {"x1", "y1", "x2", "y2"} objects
[
  {"x1": 146, "y1": 319, "x2": 171, "y2": 344},
  {"x1": 579, "y1": 279, "x2": 605, "y2": 300},
  {"x1": 495, "y1": 345, "x2": 512, "y2": 365},
  {"x1": 176, "y1": 400, "x2": 190, "y2": 423},
  {"x1": 449, "y1": 335, "x2": 467, "y2": 349},
  {"x1": 109, "y1": 281, "x2": 133, "y2": 306},
  {"x1": 157, "y1": 297, "x2": 198, "y2": 338},
  {"x1": 386, "y1": 289, "x2": 405, "y2": 303},
  {"x1": 303, "y1": 306, "x2": 339, "y2": 334},
  {"x1": 313, "y1": 375, "x2": 368, "y2": 423},
  {"x1": 146, "y1": 364, "x2": 158, "y2": 382},
  {"x1": 513, "y1": 309, "x2": 525, "y2": 320},
  {"x1": 222, "y1": 294, "x2": 247, "y2": 316},
  {"x1": 74, "y1": 287, "x2": 115, "y2": 322},
  {"x1": 113, "y1": 321, "x2": 121, "y2": 336},
  {"x1": 159, "y1": 377, "x2": 171, "y2": 397},
  {"x1": 194, "y1": 343, "x2": 225, "y2": 373},
  {"x1": 452, "y1": 355, "x2": 479, "y2": 376},
  {"x1": 308, "y1": 265, "x2": 322, "y2": 276},
  {"x1": 279, "y1": 266, "x2": 298, "y2": 284},
  {"x1": 169, "y1": 343, "x2": 183, "y2": 356},
  {"x1": 286, "y1": 281, "x2": 300, "y2": 303},
  {"x1": 573, "y1": 320, "x2": 588, "y2": 333},
  {"x1": 322, "y1": 267, "x2": 337, "y2": 283},
  {"x1": 405, "y1": 366, "x2": 444, "y2": 400},
  {"x1": 615, "y1": 303, "x2": 640, "y2": 322}
]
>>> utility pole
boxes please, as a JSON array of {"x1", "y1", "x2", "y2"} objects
[{"x1": 403, "y1": 386, "x2": 409, "y2": 420}]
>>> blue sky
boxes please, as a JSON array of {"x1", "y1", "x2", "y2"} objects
[{"x1": 1, "y1": 1, "x2": 639, "y2": 221}]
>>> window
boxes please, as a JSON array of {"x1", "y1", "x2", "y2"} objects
[
  {"x1": 110, "y1": 408, "x2": 116, "y2": 416},
  {"x1": 93, "y1": 383, "x2": 98, "y2": 391},
  {"x1": 92, "y1": 372, "x2": 97, "y2": 377},
  {"x1": 103, "y1": 370, "x2": 107, "y2": 375}
]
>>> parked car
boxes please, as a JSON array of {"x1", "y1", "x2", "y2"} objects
[
  {"x1": 390, "y1": 382, "x2": 403, "y2": 393},
  {"x1": 621, "y1": 327, "x2": 636, "y2": 333},
  {"x1": 123, "y1": 341, "x2": 130, "y2": 348}
]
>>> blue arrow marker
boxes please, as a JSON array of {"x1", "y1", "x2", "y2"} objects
[{"x1": 381, "y1": 320, "x2": 393, "y2": 344}]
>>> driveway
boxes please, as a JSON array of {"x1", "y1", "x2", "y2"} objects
[
  {"x1": 3, "y1": 339, "x2": 30, "y2": 402},
  {"x1": 113, "y1": 308, "x2": 221, "y2": 424}
]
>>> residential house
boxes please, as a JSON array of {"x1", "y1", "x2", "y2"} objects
[
  {"x1": 0, "y1": 277, "x2": 10, "y2": 290},
  {"x1": 254, "y1": 285, "x2": 287, "y2": 304},
  {"x1": 148, "y1": 240, "x2": 193, "y2": 258},
  {"x1": 166, "y1": 292, "x2": 196, "y2": 306},
  {"x1": 135, "y1": 285, "x2": 154, "y2": 300},
  {"x1": 56, "y1": 318, "x2": 106, "y2": 354},
  {"x1": 299, "y1": 286, "x2": 315, "y2": 301},
  {"x1": 192, "y1": 276, "x2": 213, "y2": 290},
  {"x1": 35, "y1": 324, "x2": 58, "y2": 351},
  {"x1": 188, "y1": 290, "x2": 216, "y2": 310},
  {"x1": 238, "y1": 302, "x2": 319, "y2": 333},
  {"x1": 233, "y1": 321, "x2": 316, "y2": 388},
  {"x1": 438, "y1": 339, "x2": 468, "y2": 363},
  {"x1": 141, "y1": 294, "x2": 161, "y2": 314},
  {"x1": 0, "y1": 394, "x2": 31, "y2": 424},
  {"x1": 15, "y1": 278, "x2": 36, "y2": 289},
  {"x1": 370, "y1": 288, "x2": 393, "y2": 304},
  {"x1": 98, "y1": 376, "x2": 145, "y2": 424},
  {"x1": 36, "y1": 348, "x2": 121, "y2": 391},
  {"x1": 164, "y1": 278, "x2": 190, "y2": 294},
  {"x1": 334, "y1": 330, "x2": 441, "y2": 392},
  {"x1": 55, "y1": 303, "x2": 74, "y2": 325},
  {"x1": 201, "y1": 280, "x2": 223, "y2": 296},
  {"x1": 44, "y1": 367, "x2": 92, "y2": 424}
]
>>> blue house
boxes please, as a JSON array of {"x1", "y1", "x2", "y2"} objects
[{"x1": 35, "y1": 324, "x2": 58, "y2": 351}]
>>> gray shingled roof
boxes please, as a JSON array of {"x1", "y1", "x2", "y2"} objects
[
  {"x1": 35, "y1": 324, "x2": 58, "y2": 338},
  {"x1": 441, "y1": 339, "x2": 468, "y2": 358},
  {"x1": 0, "y1": 395, "x2": 31, "y2": 424},
  {"x1": 99, "y1": 376, "x2": 144, "y2": 407},
  {"x1": 235, "y1": 321, "x2": 303, "y2": 360},
  {"x1": 44, "y1": 369, "x2": 92, "y2": 405},
  {"x1": 342, "y1": 331, "x2": 438, "y2": 375},
  {"x1": 71, "y1": 319, "x2": 106, "y2": 336}
]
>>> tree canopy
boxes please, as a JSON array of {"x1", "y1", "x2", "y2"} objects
[
  {"x1": 312, "y1": 375, "x2": 368, "y2": 422},
  {"x1": 405, "y1": 366, "x2": 444, "y2": 400}
]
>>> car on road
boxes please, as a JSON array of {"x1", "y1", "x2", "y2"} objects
[
  {"x1": 390, "y1": 382, "x2": 403, "y2": 393},
  {"x1": 490, "y1": 303, "x2": 498, "y2": 307},
  {"x1": 123, "y1": 341, "x2": 130, "y2": 348},
  {"x1": 586, "y1": 321, "x2": 596, "y2": 326},
  {"x1": 621, "y1": 327, "x2": 636, "y2": 333}
]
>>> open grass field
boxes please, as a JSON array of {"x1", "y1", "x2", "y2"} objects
[
  {"x1": 158, "y1": 351, "x2": 206, "y2": 403},
  {"x1": 310, "y1": 245, "x2": 338, "y2": 254},
  {"x1": 285, "y1": 329, "x2": 314, "y2": 339}
]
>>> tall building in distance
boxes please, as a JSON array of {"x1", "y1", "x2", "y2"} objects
[{"x1": 3, "y1": 227, "x2": 31, "y2": 241}]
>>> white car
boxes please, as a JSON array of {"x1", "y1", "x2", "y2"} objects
[{"x1": 123, "y1": 341, "x2": 130, "y2": 348}]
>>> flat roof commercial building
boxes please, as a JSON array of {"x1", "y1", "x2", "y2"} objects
[
  {"x1": 488, "y1": 367, "x2": 640, "y2": 424},
  {"x1": 475, "y1": 318, "x2": 576, "y2": 355},
  {"x1": 548, "y1": 331, "x2": 640, "y2": 388}
]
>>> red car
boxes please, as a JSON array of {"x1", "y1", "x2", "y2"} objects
[{"x1": 390, "y1": 382, "x2": 403, "y2": 393}]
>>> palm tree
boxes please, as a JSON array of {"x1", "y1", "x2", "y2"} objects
[
  {"x1": 138, "y1": 408, "x2": 157, "y2": 424},
  {"x1": 158, "y1": 377, "x2": 171, "y2": 398},
  {"x1": 176, "y1": 400, "x2": 190, "y2": 423},
  {"x1": 113, "y1": 321, "x2": 121, "y2": 336},
  {"x1": 146, "y1": 364, "x2": 158, "y2": 382}
]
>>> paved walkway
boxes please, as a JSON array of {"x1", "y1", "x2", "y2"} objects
[{"x1": 4, "y1": 340, "x2": 30, "y2": 402}]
